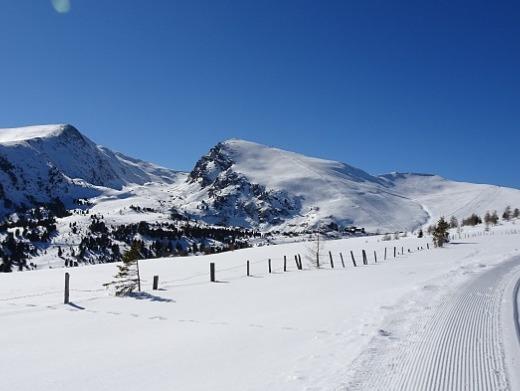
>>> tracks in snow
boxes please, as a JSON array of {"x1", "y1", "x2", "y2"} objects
[{"x1": 345, "y1": 257, "x2": 520, "y2": 391}]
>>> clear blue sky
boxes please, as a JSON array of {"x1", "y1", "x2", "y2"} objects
[{"x1": 1, "y1": 1, "x2": 519, "y2": 187}]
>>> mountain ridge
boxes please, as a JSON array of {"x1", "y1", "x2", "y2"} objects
[
  {"x1": 1, "y1": 124, "x2": 520, "y2": 270},
  {"x1": 1, "y1": 124, "x2": 519, "y2": 233},
  {"x1": 0, "y1": 124, "x2": 181, "y2": 214}
]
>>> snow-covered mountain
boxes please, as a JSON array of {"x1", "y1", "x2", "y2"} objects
[
  {"x1": 176, "y1": 139, "x2": 520, "y2": 232},
  {"x1": 2, "y1": 125, "x2": 519, "y2": 233},
  {"x1": 0, "y1": 124, "x2": 180, "y2": 213},
  {"x1": 1, "y1": 124, "x2": 520, "y2": 270},
  {"x1": 177, "y1": 139, "x2": 428, "y2": 232}
]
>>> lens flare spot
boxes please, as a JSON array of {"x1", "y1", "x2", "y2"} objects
[{"x1": 51, "y1": 0, "x2": 71, "y2": 13}]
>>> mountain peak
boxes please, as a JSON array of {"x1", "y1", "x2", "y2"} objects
[
  {"x1": 0, "y1": 123, "x2": 180, "y2": 215},
  {"x1": 0, "y1": 124, "x2": 80, "y2": 144}
]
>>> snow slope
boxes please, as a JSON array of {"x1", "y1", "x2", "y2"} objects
[
  {"x1": 0, "y1": 124, "x2": 181, "y2": 212},
  {"x1": 176, "y1": 140, "x2": 428, "y2": 232},
  {"x1": 1, "y1": 223, "x2": 520, "y2": 390},
  {"x1": 381, "y1": 172, "x2": 520, "y2": 226},
  {"x1": 176, "y1": 139, "x2": 520, "y2": 233}
]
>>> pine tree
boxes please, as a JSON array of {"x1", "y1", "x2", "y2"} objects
[
  {"x1": 105, "y1": 241, "x2": 141, "y2": 296},
  {"x1": 484, "y1": 211, "x2": 492, "y2": 226},
  {"x1": 449, "y1": 216, "x2": 458, "y2": 229},
  {"x1": 417, "y1": 229, "x2": 423, "y2": 238},
  {"x1": 502, "y1": 206, "x2": 512, "y2": 221},
  {"x1": 490, "y1": 211, "x2": 499, "y2": 225},
  {"x1": 461, "y1": 213, "x2": 482, "y2": 226},
  {"x1": 433, "y1": 217, "x2": 450, "y2": 248},
  {"x1": 514, "y1": 208, "x2": 520, "y2": 219}
]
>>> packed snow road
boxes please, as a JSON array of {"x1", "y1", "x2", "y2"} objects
[{"x1": 345, "y1": 255, "x2": 520, "y2": 391}]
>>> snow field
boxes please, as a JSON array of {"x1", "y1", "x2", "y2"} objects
[{"x1": 1, "y1": 223, "x2": 520, "y2": 390}]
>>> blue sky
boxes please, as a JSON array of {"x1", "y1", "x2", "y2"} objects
[{"x1": 1, "y1": 1, "x2": 519, "y2": 187}]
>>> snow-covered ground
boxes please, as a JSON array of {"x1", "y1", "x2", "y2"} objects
[{"x1": 1, "y1": 223, "x2": 520, "y2": 390}]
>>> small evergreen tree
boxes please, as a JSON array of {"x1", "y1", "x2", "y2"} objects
[
  {"x1": 502, "y1": 206, "x2": 512, "y2": 221},
  {"x1": 461, "y1": 213, "x2": 482, "y2": 226},
  {"x1": 417, "y1": 229, "x2": 423, "y2": 238},
  {"x1": 0, "y1": 256, "x2": 12, "y2": 273},
  {"x1": 490, "y1": 211, "x2": 499, "y2": 225},
  {"x1": 449, "y1": 216, "x2": 458, "y2": 229},
  {"x1": 514, "y1": 208, "x2": 520, "y2": 219},
  {"x1": 105, "y1": 241, "x2": 141, "y2": 296},
  {"x1": 484, "y1": 211, "x2": 492, "y2": 226},
  {"x1": 433, "y1": 217, "x2": 450, "y2": 248}
]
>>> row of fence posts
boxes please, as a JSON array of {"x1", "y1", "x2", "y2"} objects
[
  {"x1": 61, "y1": 228, "x2": 520, "y2": 303},
  {"x1": 208, "y1": 243, "x2": 432, "y2": 282},
  {"x1": 452, "y1": 228, "x2": 519, "y2": 241},
  {"x1": 62, "y1": 243, "x2": 434, "y2": 303}
]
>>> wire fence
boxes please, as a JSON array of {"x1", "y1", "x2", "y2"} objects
[{"x1": 2, "y1": 227, "x2": 520, "y2": 311}]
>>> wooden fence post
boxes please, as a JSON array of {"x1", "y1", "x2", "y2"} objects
[
  {"x1": 329, "y1": 251, "x2": 334, "y2": 268},
  {"x1": 64, "y1": 272, "x2": 70, "y2": 304},
  {"x1": 350, "y1": 251, "x2": 357, "y2": 267},
  {"x1": 210, "y1": 262, "x2": 216, "y2": 282},
  {"x1": 362, "y1": 250, "x2": 368, "y2": 265},
  {"x1": 247, "y1": 260, "x2": 250, "y2": 277},
  {"x1": 268, "y1": 258, "x2": 272, "y2": 274},
  {"x1": 339, "y1": 252, "x2": 346, "y2": 268},
  {"x1": 283, "y1": 256, "x2": 287, "y2": 272},
  {"x1": 394, "y1": 246, "x2": 396, "y2": 258},
  {"x1": 153, "y1": 275, "x2": 159, "y2": 290},
  {"x1": 401, "y1": 246, "x2": 404, "y2": 255},
  {"x1": 384, "y1": 247, "x2": 387, "y2": 260},
  {"x1": 374, "y1": 250, "x2": 377, "y2": 263},
  {"x1": 427, "y1": 243, "x2": 430, "y2": 250},
  {"x1": 298, "y1": 254, "x2": 303, "y2": 270}
]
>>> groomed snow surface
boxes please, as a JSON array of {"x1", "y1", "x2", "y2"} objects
[{"x1": 1, "y1": 223, "x2": 520, "y2": 390}]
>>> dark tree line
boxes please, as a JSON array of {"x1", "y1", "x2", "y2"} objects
[
  {"x1": 67, "y1": 219, "x2": 259, "y2": 267},
  {"x1": 0, "y1": 200, "x2": 65, "y2": 272},
  {"x1": 448, "y1": 205, "x2": 520, "y2": 229}
]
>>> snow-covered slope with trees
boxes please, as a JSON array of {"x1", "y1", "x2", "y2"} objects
[
  {"x1": 1, "y1": 124, "x2": 520, "y2": 271},
  {"x1": 380, "y1": 172, "x2": 520, "y2": 226}
]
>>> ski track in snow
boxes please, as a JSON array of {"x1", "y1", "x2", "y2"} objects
[{"x1": 344, "y1": 257, "x2": 520, "y2": 391}]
